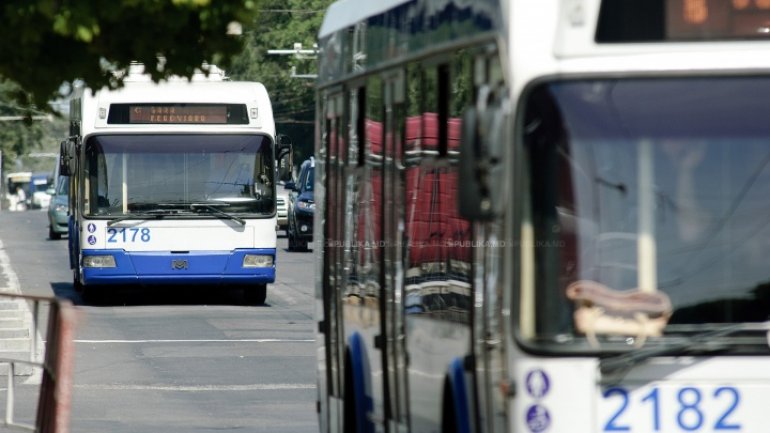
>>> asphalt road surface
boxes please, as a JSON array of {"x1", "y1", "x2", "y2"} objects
[{"x1": 0, "y1": 209, "x2": 319, "y2": 433}]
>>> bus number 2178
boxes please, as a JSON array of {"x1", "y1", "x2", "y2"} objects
[{"x1": 107, "y1": 227, "x2": 152, "y2": 243}]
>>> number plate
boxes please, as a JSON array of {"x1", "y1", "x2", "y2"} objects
[{"x1": 599, "y1": 383, "x2": 762, "y2": 432}]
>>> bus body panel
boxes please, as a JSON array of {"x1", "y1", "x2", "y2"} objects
[
  {"x1": 77, "y1": 219, "x2": 276, "y2": 251},
  {"x1": 81, "y1": 248, "x2": 276, "y2": 286},
  {"x1": 513, "y1": 356, "x2": 770, "y2": 433},
  {"x1": 405, "y1": 315, "x2": 471, "y2": 432},
  {"x1": 76, "y1": 220, "x2": 277, "y2": 287}
]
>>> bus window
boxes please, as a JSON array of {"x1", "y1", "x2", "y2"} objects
[{"x1": 83, "y1": 134, "x2": 275, "y2": 216}]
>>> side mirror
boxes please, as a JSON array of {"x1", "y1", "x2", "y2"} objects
[
  {"x1": 275, "y1": 134, "x2": 293, "y2": 181},
  {"x1": 59, "y1": 139, "x2": 76, "y2": 177},
  {"x1": 58, "y1": 140, "x2": 70, "y2": 176},
  {"x1": 284, "y1": 181, "x2": 296, "y2": 192},
  {"x1": 276, "y1": 134, "x2": 292, "y2": 160}
]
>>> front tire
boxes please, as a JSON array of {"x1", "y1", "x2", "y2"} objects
[
  {"x1": 244, "y1": 283, "x2": 267, "y2": 305},
  {"x1": 288, "y1": 226, "x2": 297, "y2": 251}
]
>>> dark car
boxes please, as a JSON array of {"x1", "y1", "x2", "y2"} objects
[{"x1": 286, "y1": 157, "x2": 314, "y2": 251}]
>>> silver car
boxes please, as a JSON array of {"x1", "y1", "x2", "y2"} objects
[
  {"x1": 276, "y1": 182, "x2": 290, "y2": 232},
  {"x1": 47, "y1": 176, "x2": 69, "y2": 240}
]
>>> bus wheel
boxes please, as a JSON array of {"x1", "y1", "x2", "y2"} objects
[
  {"x1": 442, "y1": 379, "x2": 459, "y2": 433},
  {"x1": 245, "y1": 284, "x2": 267, "y2": 305},
  {"x1": 343, "y1": 352, "x2": 357, "y2": 433}
]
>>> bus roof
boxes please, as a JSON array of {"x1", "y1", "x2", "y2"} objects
[
  {"x1": 92, "y1": 80, "x2": 269, "y2": 104},
  {"x1": 319, "y1": 0, "x2": 410, "y2": 38},
  {"x1": 72, "y1": 79, "x2": 275, "y2": 137},
  {"x1": 317, "y1": 0, "x2": 500, "y2": 85}
]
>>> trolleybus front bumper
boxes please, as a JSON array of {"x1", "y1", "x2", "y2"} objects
[{"x1": 80, "y1": 248, "x2": 276, "y2": 286}]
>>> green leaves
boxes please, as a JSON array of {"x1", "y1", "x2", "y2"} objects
[
  {"x1": 0, "y1": 0, "x2": 261, "y2": 175},
  {"x1": 0, "y1": 0, "x2": 259, "y2": 109},
  {"x1": 228, "y1": 0, "x2": 332, "y2": 163}
]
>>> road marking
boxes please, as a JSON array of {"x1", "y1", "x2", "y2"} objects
[
  {"x1": 74, "y1": 383, "x2": 315, "y2": 392},
  {"x1": 74, "y1": 338, "x2": 315, "y2": 344}
]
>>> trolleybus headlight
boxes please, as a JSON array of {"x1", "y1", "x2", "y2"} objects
[
  {"x1": 243, "y1": 254, "x2": 273, "y2": 268},
  {"x1": 83, "y1": 255, "x2": 117, "y2": 268}
]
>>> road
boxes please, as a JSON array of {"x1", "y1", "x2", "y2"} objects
[{"x1": 0, "y1": 209, "x2": 319, "y2": 433}]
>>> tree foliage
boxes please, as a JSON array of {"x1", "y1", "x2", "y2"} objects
[
  {"x1": 1, "y1": 0, "x2": 258, "y2": 110},
  {"x1": 228, "y1": 0, "x2": 332, "y2": 166},
  {"x1": 0, "y1": 0, "x2": 334, "y2": 176},
  {"x1": 0, "y1": 0, "x2": 259, "y2": 176},
  {"x1": 0, "y1": 80, "x2": 67, "y2": 177}
]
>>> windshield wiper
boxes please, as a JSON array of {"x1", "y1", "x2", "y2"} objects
[
  {"x1": 107, "y1": 210, "x2": 179, "y2": 226},
  {"x1": 600, "y1": 321, "x2": 770, "y2": 383},
  {"x1": 190, "y1": 203, "x2": 245, "y2": 226}
]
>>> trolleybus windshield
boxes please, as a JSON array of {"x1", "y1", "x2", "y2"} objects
[
  {"x1": 522, "y1": 76, "x2": 770, "y2": 349},
  {"x1": 83, "y1": 134, "x2": 275, "y2": 218}
]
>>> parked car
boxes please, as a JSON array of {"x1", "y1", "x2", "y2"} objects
[
  {"x1": 47, "y1": 176, "x2": 69, "y2": 240},
  {"x1": 286, "y1": 157, "x2": 314, "y2": 251},
  {"x1": 276, "y1": 181, "x2": 290, "y2": 233}
]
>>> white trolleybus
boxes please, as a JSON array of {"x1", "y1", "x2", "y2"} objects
[
  {"x1": 60, "y1": 65, "x2": 291, "y2": 304},
  {"x1": 314, "y1": 1, "x2": 770, "y2": 433}
]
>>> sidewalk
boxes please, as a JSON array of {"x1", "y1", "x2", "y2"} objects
[
  {"x1": 0, "y1": 239, "x2": 20, "y2": 295},
  {"x1": 0, "y1": 239, "x2": 45, "y2": 378}
]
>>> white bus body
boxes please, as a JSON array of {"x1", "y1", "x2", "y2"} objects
[
  {"x1": 316, "y1": 1, "x2": 770, "y2": 433},
  {"x1": 64, "y1": 66, "x2": 281, "y2": 304}
]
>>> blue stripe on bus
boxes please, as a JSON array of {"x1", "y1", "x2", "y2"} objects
[
  {"x1": 347, "y1": 333, "x2": 374, "y2": 433},
  {"x1": 449, "y1": 357, "x2": 472, "y2": 433},
  {"x1": 81, "y1": 248, "x2": 276, "y2": 285}
]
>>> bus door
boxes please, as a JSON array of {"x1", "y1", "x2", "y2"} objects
[
  {"x1": 469, "y1": 51, "x2": 509, "y2": 433},
  {"x1": 66, "y1": 138, "x2": 81, "y2": 274},
  {"x1": 382, "y1": 70, "x2": 409, "y2": 432},
  {"x1": 320, "y1": 90, "x2": 346, "y2": 431}
]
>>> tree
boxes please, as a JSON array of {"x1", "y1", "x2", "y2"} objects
[
  {"x1": 228, "y1": 0, "x2": 332, "y2": 168},
  {"x1": 0, "y1": 79, "x2": 66, "y2": 179},
  {"x1": 0, "y1": 0, "x2": 259, "y2": 177},
  {"x1": 1, "y1": 0, "x2": 259, "y2": 110}
]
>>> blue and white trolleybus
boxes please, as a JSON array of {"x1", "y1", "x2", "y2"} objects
[{"x1": 61, "y1": 65, "x2": 290, "y2": 304}]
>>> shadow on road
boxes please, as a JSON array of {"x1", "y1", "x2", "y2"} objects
[{"x1": 50, "y1": 281, "x2": 270, "y2": 308}]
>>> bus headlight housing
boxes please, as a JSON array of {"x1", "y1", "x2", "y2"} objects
[
  {"x1": 297, "y1": 201, "x2": 315, "y2": 211},
  {"x1": 83, "y1": 255, "x2": 116, "y2": 268},
  {"x1": 243, "y1": 254, "x2": 273, "y2": 268}
]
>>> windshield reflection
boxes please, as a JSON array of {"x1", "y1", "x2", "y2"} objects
[
  {"x1": 83, "y1": 134, "x2": 274, "y2": 217},
  {"x1": 522, "y1": 77, "x2": 770, "y2": 349}
]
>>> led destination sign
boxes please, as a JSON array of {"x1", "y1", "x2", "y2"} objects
[
  {"x1": 107, "y1": 103, "x2": 249, "y2": 125},
  {"x1": 597, "y1": 0, "x2": 770, "y2": 42},
  {"x1": 130, "y1": 105, "x2": 227, "y2": 124}
]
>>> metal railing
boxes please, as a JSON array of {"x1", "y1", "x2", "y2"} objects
[{"x1": 0, "y1": 293, "x2": 75, "y2": 433}]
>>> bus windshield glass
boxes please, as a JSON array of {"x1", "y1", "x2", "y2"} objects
[
  {"x1": 522, "y1": 76, "x2": 770, "y2": 349},
  {"x1": 83, "y1": 134, "x2": 274, "y2": 217}
]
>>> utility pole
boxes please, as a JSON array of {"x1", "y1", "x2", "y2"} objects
[
  {"x1": 0, "y1": 115, "x2": 53, "y2": 121},
  {"x1": 267, "y1": 43, "x2": 319, "y2": 79}
]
